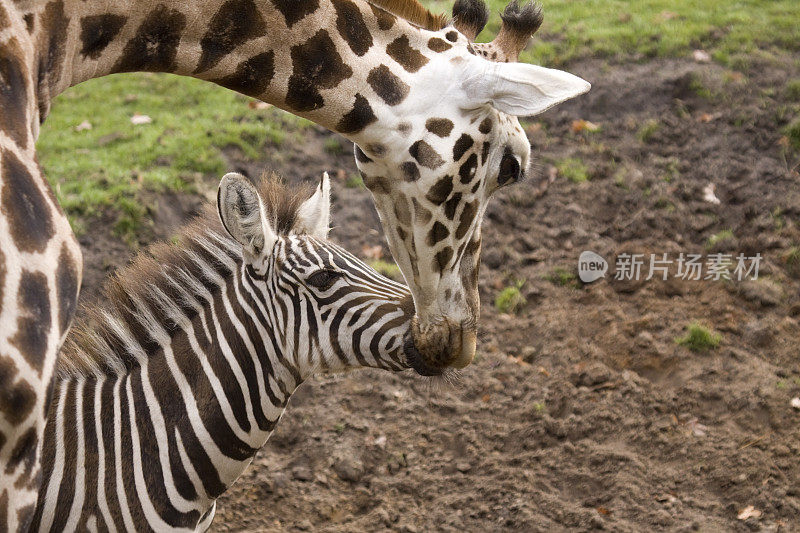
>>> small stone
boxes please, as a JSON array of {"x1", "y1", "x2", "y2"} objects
[
  {"x1": 333, "y1": 455, "x2": 365, "y2": 482},
  {"x1": 736, "y1": 280, "x2": 783, "y2": 307},
  {"x1": 482, "y1": 248, "x2": 505, "y2": 269},
  {"x1": 569, "y1": 361, "x2": 611, "y2": 387},
  {"x1": 456, "y1": 461, "x2": 472, "y2": 473},
  {"x1": 291, "y1": 465, "x2": 313, "y2": 481},
  {"x1": 743, "y1": 320, "x2": 772, "y2": 347},
  {"x1": 636, "y1": 331, "x2": 654, "y2": 347}
]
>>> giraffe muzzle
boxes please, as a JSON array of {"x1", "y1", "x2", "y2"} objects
[{"x1": 404, "y1": 317, "x2": 477, "y2": 375}]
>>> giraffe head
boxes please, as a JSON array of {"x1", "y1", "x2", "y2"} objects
[{"x1": 353, "y1": 0, "x2": 590, "y2": 375}]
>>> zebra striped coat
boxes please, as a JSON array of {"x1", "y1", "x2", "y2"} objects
[{"x1": 30, "y1": 173, "x2": 415, "y2": 532}]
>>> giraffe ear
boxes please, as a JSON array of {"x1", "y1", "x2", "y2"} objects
[
  {"x1": 296, "y1": 172, "x2": 331, "y2": 239},
  {"x1": 217, "y1": 173, "x2": 277, "y2": 258},
  {"x1": 463, "y1": 61, "x2": 590, "y2": 116}
]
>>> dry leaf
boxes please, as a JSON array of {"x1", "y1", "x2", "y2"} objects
[
  {"x1": 481, "y1": 394, "x2": 491, "y2": 403},
  {"x1": 75, "y1": 120, "x2": 92, "y2": 132},
  {"x1": 702, "y1": 183, "x2": 721, "y2": 205},
  {"x1": 130, "y1": 113, "x2": 152, "y2": 125},
  {"x1": 571, "y1": 119, "x2": 601, "y2": 134},
  {"x1": 596, "y1": 507, "x2": 611, "y2": 516},
  {"x1": 373, "y1": 435, "x2": 387, "y2": 447},
  {"x1": 737, "y1": 505, "x2": 761, "y2": 520},
  {"x1": 537, "y1": 366, "x2": 550, "y2": 377},
  {"x1": 692, "y1": 49, "x2": 711, "y2": 63},
  {"x1": 361, "y1": 244, "x2": 383, "y2": 260},
  {"x1": 248, "y1": 101, "x2": 271, "y2": 110},
  {"x1": 699, "y1": 112, "x2": 721, "y2": 123}
]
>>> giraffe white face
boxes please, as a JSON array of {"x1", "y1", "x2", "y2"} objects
[{"x1": 354, "y1": 29, "x2": 589, "y2": 375}]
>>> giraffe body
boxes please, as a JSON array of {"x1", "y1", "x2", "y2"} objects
[{"x1": 0, "y1": 0, "x2": 589, "y2": 527}]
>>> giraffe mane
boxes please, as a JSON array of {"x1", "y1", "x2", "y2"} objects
[
  {"x1": 367, "y1": 0, "x2": 448, "y2": 31},
  {"x1": 58, "y1": 174, "x2": 313, "y2": 378}
]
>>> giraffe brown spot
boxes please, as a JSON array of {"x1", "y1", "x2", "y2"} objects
[
  {"x1": 426, "y1": 176, "x2": 453, "y2": 204},
  {"x1": 401, "y1": 161, "x2": 419, "y2": 181},
  {"x1": 481, "y1": 141, "x2": 490, "y2": 164},
  {"x1": 396, "y1": 225, "x2": 407, "y2": 242},
  {"x1": 412, "y1": 198, "x2": 432, "y2": 224},
  {"x1": 445, "y1": 30, "x2": 458, "y2": 42},
  {"x1": 215, "y1": 51, "x2": 275, "y2": 98},
  {"x1": 453, "y1": 133, "x2": 474, "y2": 161},
  {"x1": 471, "y1": 179, "x2": 480, "y2": 193},
  {"x1": 354, "y1": 145, "x2": 373, "y2": 163},
  {"x1": 271, "y1": 0, "x2": 319, "y2": 27},
  {"x1": 367, "y1": 65, "x2": 409, "y2": 106},
  {"x1": 1, "y1": 150, "x2": 54, "y2": 253},
  {"x1": 0, "y1": 39, "x2": 30, "y2": 149},
  {"x1": 286, "y1": 30, "x2": 352, "y2": 112},
  {"x1": 362, "y1": 174, "x2": 390, "y2": 195},
  {"x1": 10, "y1": 270, "x2": 51, "y2": 372},
  {"x1": 195, "y1": 0, "x2": 267, "y2": 74},
  {"x1": 0, "y1": 2, "x2": 8, "y2": 27},
  {"x1": 455, "y1": 199, "x2": 478, "y2": 239},
  {"x1": 114, "y1": 5, "x2": 186, "y2": 73},
  {"x1": 0, "y1": 357, "x2": 36, "y2": 425},
  {"x1": 393, "y1": 196, "x2": 411, "y2": 225},
  {"x1": 425, "y1": 118, "x2": 453, "y2": 137},
  {"x1": 56, "y1": 244, "x2": 79, "y2": 334},
  {"x1": 444, "y1": 192, "x2": 462, "y2": 220},
  {"x1": 427, "y1": 221, "x2": 450, "y2": 246},
  {"x1": 397, "y1": 122, "x2": 411, "y2": 135},
  {"x1": 5, "y1": 427, "x2": 36, "y2": 480},
  {"x1": 336, "y1": 93, "x2": 376, "y2": 134},
  {"x1": 0, "y1": 247, "x2": 4, "y2": 310},
  {"x1": 332, "y1": 0, "x2": 372, "y2": 56},
  {"x1": 366, "y1": 143, "x2": 386, "y2": 157},
  {"x1": 38, "y1": 1, "x2": 68, "y2": 94},
  {"x1": 386, "y1": 35, "x2": 428, "y2": 73},
  {"x1": 458, "y1": 153, "x2": 478, "y2": 183},
  {"x1": 23, "y1": 13, "x2": 34, "y2": 33},
  {"x1": 79, "y1": 14, "x2": 127, "y2": 60},
  {"x1": 409, "y1": 140, "x2": 444, "y2": 169},
  {"x1": 434, "y1": 246, "x2": 454, "y2": 272},
  {"x1": 427, "y1": 37, "x2": 451, "y2": 52},
  {"x1": 479, "y1": 117, "x2": 493, "y2": 134},
  {"x1": 369, "y1": 4, "x2": 396, "y2": 30}
]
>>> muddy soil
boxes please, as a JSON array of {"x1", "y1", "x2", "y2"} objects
[{"x1": 76, "y1": 57, "x2": 800, "y2": 531}]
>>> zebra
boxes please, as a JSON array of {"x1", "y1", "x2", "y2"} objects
[{"x1": 29, "y1": 172, "x2": 420, "y2": 532}]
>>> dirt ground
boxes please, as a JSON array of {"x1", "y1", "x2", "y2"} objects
[{"x1": 75, "y1": 56, "x2": 800, "y2": 531}]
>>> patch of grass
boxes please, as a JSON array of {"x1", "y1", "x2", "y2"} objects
[
  {"x1": 494, "y1": 279, "x2": 527, "y2": 314},
  {"x1": 366, "y1": 260, "x2": 404, "y2": 283},
  {"x1": 39, "y1": 73, "x2": 308, "y2": 242},
  {"x1": 556, "y1": 158, "x2": 590, "y2": 183},
  {"x1": 783, "y1": 118, "x2": 800, "y2": 151},
  {"x1": 546, "y1": 267, "x2": 580, "y2": 288},
  {"x1": 323, "y1": 136, "x2": 344, "y2": 155},
  {"x1": 637, "y1": 119, "x2": 661, "y2": 143},
  {"x1": 345, "y1": 173, "x2": 365, "y2": 189},
  {"x1": 705, "y1": 229, "x2": 735, "y2": 249},
  {"x1": 532, "y1": 402, "x2": 546, "y2": 413},
  {"x1": 425, "y1": 0, "x2": 800, "y2": 66},
  {"x1": 782, "y1": 246, "x2": 800, "y2": 278},
  {"x1": 688, "y1": 73, "x2": 714, "y2": 99},
  {"x1": 675, "y1": 322, "x2": 722, "y2": 352},
  {"x1": 785, "y1": 79, "x2": 800, "y2": 101}
]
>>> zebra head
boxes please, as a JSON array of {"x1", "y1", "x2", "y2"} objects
[{"x1": 217, "y1": 172, "x2": 416, "y2": 378}]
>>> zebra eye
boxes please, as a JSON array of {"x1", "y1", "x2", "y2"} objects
[
  {"x1": 306, "y1": 269, "x2": 341, "y2": 290},
  {"x1": 497, "y1": 153, "x2": 520, "y2": 186}
]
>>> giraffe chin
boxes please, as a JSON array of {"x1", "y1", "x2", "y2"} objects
[{"x1": 404, "y1": 318, "x2": 477, "y2": 376}]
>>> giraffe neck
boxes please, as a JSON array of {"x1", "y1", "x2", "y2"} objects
[{"x1": 31, "y1": 0, "x2": 435, "y2": 143}]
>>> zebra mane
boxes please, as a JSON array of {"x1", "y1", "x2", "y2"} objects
[{"x1": 58, "y1": 174, "x2": 314, "y2": 378}]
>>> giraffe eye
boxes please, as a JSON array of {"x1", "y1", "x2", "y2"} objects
[
  {"x1": 306, "y1": 269, "x2": 342, "y2": 290},
  {"x1": 498, "y1": 153, "x2": 521, "y2": 186}
]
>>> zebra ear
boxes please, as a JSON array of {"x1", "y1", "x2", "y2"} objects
[
  {"x1": 217, "y1": 173, "x2": 277, "y2": 258},
  {"x1": 296, "y1": 172, "x2": 331, "y2": 239}
]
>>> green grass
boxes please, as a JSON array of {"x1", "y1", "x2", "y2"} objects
[
  {"x1": 783, "y1": 246, "x2": 800, "y2": 278},
  {"x1": 345, "y1": 173, "x2": 366, "y2": 189},
  {"x1": 637, "y1": 119, "x2": 661, "y2": 143},
  {"x1": 494, "y1": 280, "x2": 527, "y2": 314},
  {"x1": 323, "y1": 137, "x2": 345, "y2": 155},
  {"x1": 545, "y1": 267, "x2": 579, "y2": 288},
  {"x1": 785, "y1": 79, "x2": 800, "y2": 101},
  {"x1": 366, "y1": 259, "x2": 404, "y2": 283},
  {"x1": 675, "y1": 322, "x2": 722, "y2": 352},
  {"x1": 38, "y1": 73, "x2": 308, "y2": 242},
  {"x1": 784, "y1": 118, "x2": 800, "y2": 151},
  {"x1": 705, "y1": 229, "x2": 735, "y2": 249},
  {"x1": 426, "y1": 0, "x2": 800, "y2": 67},
  {"x1": 556, "y1": 158, "x2": 590, "y2": 183}
]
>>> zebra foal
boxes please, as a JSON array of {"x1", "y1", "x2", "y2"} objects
[{"x1": 30, "y1": 172, "x2": 417, "y2": 531}]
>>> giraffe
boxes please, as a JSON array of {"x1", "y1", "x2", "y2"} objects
[{"x1": 0, "y1": 0, "x2": 589, "y2": 527}]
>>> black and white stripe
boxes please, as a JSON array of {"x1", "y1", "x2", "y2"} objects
[{"x1": 30, "y1": 175, "x2": 413, "y2": 531}]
